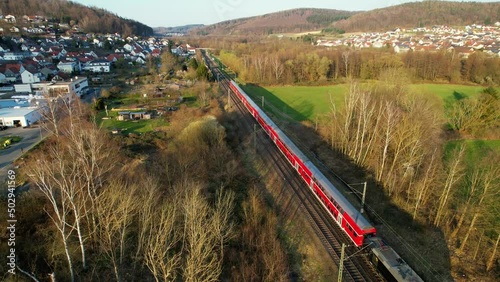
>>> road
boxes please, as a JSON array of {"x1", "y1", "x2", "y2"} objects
[
  {"x1": 0, "y1": 126, "x2": 47, "y2": 182},
  {"x1": 0, "y1": 89, "x2": 98, "y2": 183}
]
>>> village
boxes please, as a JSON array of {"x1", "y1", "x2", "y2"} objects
[
  {"x1": 316, "y1": 23, "x2": 500, "y2": 58},
  {"x1": 0, "y1": 13, "x2": 198, "y2": 130}
]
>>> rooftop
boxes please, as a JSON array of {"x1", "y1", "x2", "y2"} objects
[
  {"x1": 0, "y1": 106, "x2": 39, "y2": 117},
  {"x1": 0, "y1": 99, "x2": 31, "y2": 108}
]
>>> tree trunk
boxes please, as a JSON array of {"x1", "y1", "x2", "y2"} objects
[
  {"x1": 412, "y1": 149, "x2": 437, "y2": 220},
  {"x1": 473, "y1": 232, "x2": 483, "y2": 260},
  {"x1": 486, "y1": 234, "x2": 499, "y2": 272},
  {"x1": 459, "y1": 213, "x2": 479, "y2": 252},
  {"x1": 434, "y1": 145, "x2": 465, "y2": 227},
  {"x1": 62, "y1": 234, "x2": 75, "y2": 282}
]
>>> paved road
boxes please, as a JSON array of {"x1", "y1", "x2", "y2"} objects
[
  {"x1": 0, "y1": 126, "x2": 47, "y2": 182},
  {"x1": 0, "y1": 89, "x2": 97, "y2": 183}
]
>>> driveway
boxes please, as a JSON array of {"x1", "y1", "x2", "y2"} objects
[{"x1": 0, "y1": 126, "x2": 46, "y2": 181}]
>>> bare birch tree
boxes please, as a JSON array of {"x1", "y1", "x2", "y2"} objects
[
  {"x1": 28, "y1": 147, "x2": 77, "y2": 282},
  {"x1": 96, "y1": 180, "x2": 137, "y2": 282},
  {"x1": 434, "y1": 144, "x2": 465, "y2": 227},
  {"x1": 144, "y1": 202, "x2": 181, "y2": 282},
  {"x1": 181, "y1": 182, "x2": 234, "y2": 282}
]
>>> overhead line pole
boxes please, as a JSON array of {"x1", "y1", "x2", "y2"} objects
[{"x1": 338, "y1": 243, "x2": 345, "y2": 282}]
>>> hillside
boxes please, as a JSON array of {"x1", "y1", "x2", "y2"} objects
[
  {"x1": 0, "y1": 0, "x2": 153, "y2": 36},
  {"x1": 193, "y1": 8, "x2": 357, "y2": 36},
  {"x1": 154, "y1": 24, "x2": 204, "y2": 36},
  {"x1": 333, "y1": 1, "x2": 500, "y2": 32}
]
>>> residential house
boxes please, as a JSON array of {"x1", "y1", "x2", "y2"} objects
[
  {"x1": 84, "y1": 59, "x2": 111, "y2": 73},
  {"x1": 4, "y1": 15, "x2": 16, "y2": 23},
  {"x1": 20, "y1": 69, "x2": 42, "y2": 84},
  {"x1": 3, "y1": 52, "x2": 28, "y2": 61},
  {"x1": 0, "y1": 64, "x2": 22, "y2": 83},
  {"x1": 40, "y1": 66, "x2": 58, "y2": 79},
  {"x1": 57, "y1": 61, "x2": 80, "y2": 73},
  {"x1": 106, "y1": 54, "x2": 124, "y2": 62},
  {"x1": 133, "y1": 56, "x2": 146, "y2": 64},
  {"x1": 32, "y1": 77, "x2": 89, "y2": 98}
]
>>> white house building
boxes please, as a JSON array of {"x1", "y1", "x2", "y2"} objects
[
  {"x1": 32, "y1": 77, "x2": 89, "y2": 98},
  {"x1": 20, "y1": 69, "x2": 42, "y2": 84},
  {"x1": 84, "y1": 59, "x2": 111, "y2": 73},
  {"x1": 57, "y1": 61, "x2": 81, "y2": 73}
]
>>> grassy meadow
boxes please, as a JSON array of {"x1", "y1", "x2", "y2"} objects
[
  {"x1": 241, "y1": 84, "x2": 348, "y2": 121},
  {"x1": 241, "y1": 82, "x2": 500, "y2": 164},
  {"x1": 242, "y1": 83, "x2": 498, "y2": 121}
]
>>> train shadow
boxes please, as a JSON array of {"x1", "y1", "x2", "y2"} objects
[{"x1": 240, "y1": 84, "x2": 454, "y2": 282}]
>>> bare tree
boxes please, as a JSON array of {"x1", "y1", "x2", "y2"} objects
[
  {"x1": 434, "y1": 144, "x2": 465, "y2": 227},
  {"x1": 28, "y1": 147, "x2": 77, "y2": 282},
  {"x1": 459, "y1": 155, "x2": 499, "y2": 252},
  {"x1": 144, "y1": 203, "x2": 181, "y2": 282},
  {"x1": 487, "y1": 234, "x2": 500, "y2": 272},
  {"x1": 181, "y1": 182, "x2": 234, "y2": 282},
  {"x1": 96, "y1": 180, "x2": 137, "y2": 282},
  {"x1": 270, "y1": 54, "x2": 284, "y2": 82}
]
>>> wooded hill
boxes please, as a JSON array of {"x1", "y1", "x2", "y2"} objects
[
  {"x1": 193, "y1": 8, "x2": 357, "y2": 36},
  {"x1": 194, "y1": 2, "x2": 500, "y2": 36},
  {"x1": 0, "y1": 0, "x2": 153, "y2": 36},
  {"x1": 333, "y1": 1, "x2": 500, "y2": 32},
  {"x1": 154, "y1": 24, "x2": 204, "y2": 35}
]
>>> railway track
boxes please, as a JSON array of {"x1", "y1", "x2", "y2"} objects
[{"x1": 202, "y1": 50, "x2": 384, "y2": 282}]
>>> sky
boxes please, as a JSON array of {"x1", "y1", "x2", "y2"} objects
[{"x1": 71, "y1": 0, "x2": 498, "y2": 28}]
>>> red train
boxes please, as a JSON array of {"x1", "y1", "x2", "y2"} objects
[{"x1": 229, "y1": 81, "x2": 376, "y2": 246}]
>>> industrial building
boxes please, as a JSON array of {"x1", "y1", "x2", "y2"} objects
[{"x1": 0, "y1": 107, "x2": 41, "y2": 127}]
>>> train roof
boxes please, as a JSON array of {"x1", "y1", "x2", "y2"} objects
[
  {"x1": 305, "y1": 161, "x2": 374, "y2": 231},
  {"x1": 231, "y1": 81, "x2": 374, "y2": 233},
  {"x1": 368, "y1": 237, "x2": 424, "y2": 282}
]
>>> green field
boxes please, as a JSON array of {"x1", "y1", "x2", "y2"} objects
[
  {"x1": 242, "y1": 84, "x2": 348, "y2": 121},
  {"x1": 445, "y1": 139, "x2": 500, "y2": 167},
  {"x1": 242, "y1": 83, "x2": 498, "y2": 122}
]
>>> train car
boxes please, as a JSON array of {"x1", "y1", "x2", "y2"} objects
[
  {"x1": 229, "y1": 81, "x2": 376, "y2": 247},
  {"x1": 367, "y1": 237, "x2": 424, "y2": 282}
]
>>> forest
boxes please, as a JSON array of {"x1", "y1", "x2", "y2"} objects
[
  {"x1": 334, "y1": 1, "x2": 500, "y2": 32},
  {"x1": 205, "y1": 38, "x2": 500, "y2": 86},
  {"x1": 0, "y1": 0, "x2": 153, "y2": 36}
]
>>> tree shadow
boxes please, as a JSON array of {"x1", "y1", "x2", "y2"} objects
[
  {"x1": 444, "y1": 90, "x2": 469, "y2": 109},
  {"x1": 287, "y1": 121, "x2": 454, "y2": 282},
  {"x1": 235, "y1": 84, "x2": 454, "y2": 281},
  {"x1": 242, "y1": 84, "x2": 314, "y2": 122}
]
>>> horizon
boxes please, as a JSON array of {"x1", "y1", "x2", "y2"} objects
[{"x1": 71, "y1": 0, "x2": 500, "y2": 28}]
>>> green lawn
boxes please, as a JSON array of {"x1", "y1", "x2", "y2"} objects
[
  {"x1": 98, "y1": 109, "x2": 168, "y2": 135},
  {"x1": 100, "y1": 117, "x2": 168, "y2": 135},
  {"x1": 409, "y1": 84, "x2": 499, "y2": 109},
  {"x1": 241, "y1": 83, "x2": 499, "y2": 122},
  {"x1": 445, "y1": 139, "x2": 500, "y2": 167},
  {"x1": 241, "y1": 84, "x2": 348, "y2": 121}
]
